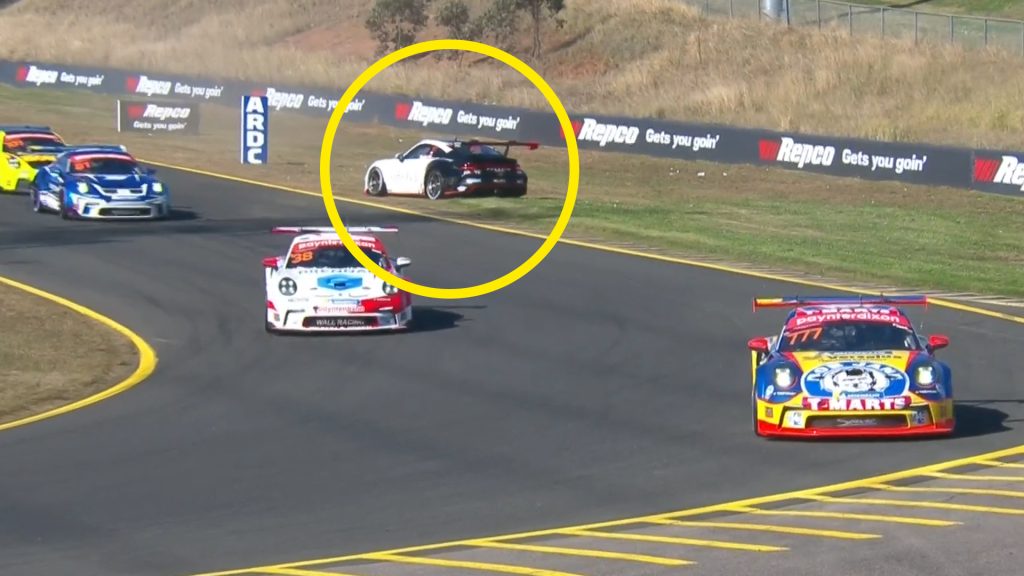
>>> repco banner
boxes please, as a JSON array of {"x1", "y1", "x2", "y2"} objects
[{"x1": 116, "y1": 99, "x2": 200, "y2": 134}]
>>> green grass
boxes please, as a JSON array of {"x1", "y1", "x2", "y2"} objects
[{"x1": 2, "y1": 84, "x2": 1022, "y2": 297}]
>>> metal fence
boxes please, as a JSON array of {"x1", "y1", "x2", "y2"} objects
[{"x1": 681, "y1": 0, "x2": 1024, "y2": 57}]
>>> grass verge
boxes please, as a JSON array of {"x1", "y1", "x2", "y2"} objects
[
  {"x1": 2, "y1": 84, "x2": 1022, "y2": 298},
  {"x1": 0, "y1": 281, "x2": 137, "y2": 426}
]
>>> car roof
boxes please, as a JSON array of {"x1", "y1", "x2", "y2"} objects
[{"x1": 783, "y1": 304, "x2": 913, "y2": 330}]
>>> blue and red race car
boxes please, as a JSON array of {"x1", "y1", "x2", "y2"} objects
[{"x1": 748, "y1": 295, "x2": 955, "y2": 438}]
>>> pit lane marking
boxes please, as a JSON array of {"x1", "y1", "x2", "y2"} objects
[
  {"x1": 463, "y1": 540, "x2": 692, "y2": 566},
  {"x1": 555, "y1": 528, "x2": 786, "y2": 552},
  {"x1": 722, "y1": 506, "x2": 962, "y2": 527},
  {"x1": 260, "y1": 569, "x2": 351, "y2": 576},
  {"x1": 921, "y1": 471, "x2": 1024, "y2": 482},
  {"x1": 798, "y1": 494, "x2": 1024, "y2": 515},
  {"x1": 976, "y1": 459, "x2": 1024, "y2": 469},
  {"x1": 362, "y1": 553, "x2": 582, "y2": 576},
  {"x1": 647, "y1": 518, "x2": 880, "y2": 540},
  {"x1": 864, "y1": 483, "x2": 1024, "y2": 499}
]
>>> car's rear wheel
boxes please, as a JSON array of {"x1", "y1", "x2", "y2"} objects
[
  {"x1": 424, "y1": 169, "x2": 444, "y2": 200},
  {"x1": 59, "y1": 193, "x2": 73, "y2": 220},
  {"x1": 366, "y1": 168, "x2": 387, "y2": 197}
]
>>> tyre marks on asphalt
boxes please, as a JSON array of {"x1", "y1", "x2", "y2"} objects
[{"x1": 193, "y1": 449, "x2": 1024, "y2": 576}]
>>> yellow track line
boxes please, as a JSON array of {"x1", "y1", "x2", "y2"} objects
[
  {"x1": 557, "y1": 528, "x2": 786, "y2": 552},
  {"x1": 648, "y1": 518, "x2": 880, "y2": 540},
  {"x1": 865, "y1": 483, "x2": 1024, "y2": 500},
  {"x1": 0, "y1": 275, "x2": 158, "y2": 433},
  {"x1": 363, "y1": 553, "x2": 582, "y2": 576},
  {"x1": 464, "y1": 540, "x2": 692, "y2": 566},
  {"x1": 260, "y1": 568, "x2": 355, "y2": 576},
  {"x1": 801, "y1": 494, "x2": 1024, "y2": 515},
  {"x1": 723, "y1": 506, "x2": 960, "y2": 527},
  {"x1": 921, "y1": 471, "x2": 1024, "y2": 482},
  {"x1": 976, "y1": 460, "x2": 1024, "y2": 469}
]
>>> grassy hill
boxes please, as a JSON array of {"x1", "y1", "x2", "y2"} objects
[{"x1": 0, "y1": 0, "x2": 1023, "y2": 150}]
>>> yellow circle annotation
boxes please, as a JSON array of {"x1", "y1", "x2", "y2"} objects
[{"x1": 319, "y1": 39, "x2": 580, "y2": 300}]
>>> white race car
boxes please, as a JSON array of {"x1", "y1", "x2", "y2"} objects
[
  {"x1": 263, "y1": 226, "x2": 413, "y2": 333},
  {"x1": 363, "y1": 138, "x2": 537, "y2": 200}
]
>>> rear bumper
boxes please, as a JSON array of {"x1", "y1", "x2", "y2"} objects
[
  {"x1": 268, "y1": 306, "x2": 413, "y2": 333},
  {"x1": 448, "y1": 174, "x2": 527, "y2": 197}
]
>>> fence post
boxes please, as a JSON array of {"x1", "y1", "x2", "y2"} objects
[
  {"x1": 730, "y1": 0, "x2": 734, "y2": 18},
  {"x1": 984, "y1": 18, "x2": 989, "y2": 47},
  {"x1": 881, "y1": 8, "x2": 885, "y2": 38},
  {"x1": 849, "y1": 4, "x2": 853, "y2": 35},
  {"x1": 949, "y1": 15, "x2": 954, "y2": 45},
  {"x1": 914, "y1": 11, "x2": 919, "y2": 45},
  {"x1": 817, "y1": 0, "x2": 821, "y2": 31},
  {"x1": 705, "y1": 0, "x2": 710, "y2": 16}
]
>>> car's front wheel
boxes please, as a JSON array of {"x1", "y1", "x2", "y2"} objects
[
  {"x1": 30, "y1": 186, "x2": 45, "y2": 213},
  {"x1": 366, "y1": 168, "x2": 387, "y2": 197}
]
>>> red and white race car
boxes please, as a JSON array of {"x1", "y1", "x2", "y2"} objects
[{"x1": 263, "y1": 226, "x2": 413, "y2": 333}]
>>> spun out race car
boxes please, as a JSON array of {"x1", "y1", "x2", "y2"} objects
[
  {"x1": 31, "y1": 146, "x2": 171, "y2": 220},
  {"x1": 0, "y1": 125, "x2": 67, "y2": 193},
  {"x1": 748, "y1": 295, "x2": 955, "y2": 439},
  {"x1": 364, "y1": 138, "x2": 537, "y2": 200},
  {"x1": 264, "y1": 226, "x2": 414, "y2": 334}
]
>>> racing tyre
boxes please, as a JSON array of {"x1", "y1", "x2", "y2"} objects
[
  {"x1": 366, "y1": 168, "x2": 387, "y2": 197},
  {"x1": 58, "y1": 193, "x2": 73, "y2": 220},
  {"x1": 30, "y1": 186, "x2": 44, "y2": 214},
  {"x1": 424, "y1": 168, "x2": 444, "y2": 200}
]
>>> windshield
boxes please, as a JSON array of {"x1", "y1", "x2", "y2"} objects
[
  {"x1": 452, "y1": 144, "x2": 505, "y2": 159},
  {"x1": 778, "y1": 321, "x2": 920, "y2": 352},
  {"x1": 69, "y1": 156, "x2": 139, "y2": 175},
  {"x1": 287, "y1": 246, "x2": 385, "y2": 269},
  {"x1": 5, "y1": 134, "x2": 61, "y2": 153}
]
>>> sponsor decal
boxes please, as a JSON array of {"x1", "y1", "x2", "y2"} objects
[
  {"x1": 14, "y1": 64, "x2": 105, "y2": 88},
  {"x1": 790, "y1": 307, "x2": 909, "y2": 328},
  {"x1": 306, "y1": 94, "x2": 366, "y2": 113},
  {"x1": 974, "y1": 155, "x2": 1024, "y2": 192},
  {"x1": 126, "y1": 74, "x2": 172, "y2": 96},
  {"x1": 117, "y1": 99, "x2": 199, "y2": 134},
  {"x1": 173, "y1": 81, "x2": 225, "y2": 100},
  {"x1": 803, "y1": 395, "x2": 912, "y2": 411},
  {"x1": 395, "y1": 100, "x2": 454, "y2": 127},
  {"x1": 760, "y1": 137, "x2": 835, "y2": 168},
  {"x1": 456, "y1": 109, "x2": 521, "y2": 133},
  {"x1": 841, "y1": 148, "x2": 928, "y2": 175},
  {"x1": 251, "y1": 87, "x2": 305, "y2": 111},
  {"x1": 802, "y1": 361, "x2": 910, "y2": 400},
  {"x1": 645, "y1": 128, "x2": 721, "y2": 152},
  {"x1": 317, "y1": 275, "x2": 364, "y2": 291},
  {"x1": 312, "y1": 305, "x2": 365, "y2": 314},
  {"x1": 576, "y1": 117, "x2": 640, "y2": 147},
  {"x1": 241, "y1": 95, "x2": 269, "y2": 165}
]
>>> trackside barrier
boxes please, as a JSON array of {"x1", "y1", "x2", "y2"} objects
[{"x1": 1, "y1": 59, "x2": 1021, "y2": 197}]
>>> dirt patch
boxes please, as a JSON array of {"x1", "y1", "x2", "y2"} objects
[{"x1": 0, "y1": 282, "x2": 137, "y2": 426}]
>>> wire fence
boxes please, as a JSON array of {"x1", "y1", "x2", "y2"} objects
[{"x1": 681, "y1": 0, "x2": 1024, "y2": 57}]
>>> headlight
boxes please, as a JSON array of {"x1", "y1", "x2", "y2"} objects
[
  {"x1": 916, "y1": 365, "x2": 936, "y2": 387},
  {"x1": 6, "y1": 157, "x2": 19, "y2": 168},
  {"x1": 76, "y1": 181, "x2": 90, "y2": 193},
  {"x1": 382, "y1": 281, "x2": 398, "y2": 295},
  {"x1": 278, "y1": 277, "x2": 298, "y2": 296},
  {"x1": 774, "y1": 367, "x2": 796, "y2": 389},
  {"x1": 150, "y1": 182, "x2": 164, "y2": 193}
]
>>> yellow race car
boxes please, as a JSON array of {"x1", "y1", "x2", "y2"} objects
[{"x1": 0, "y1": 125, "x2": 67, "y2": 193}]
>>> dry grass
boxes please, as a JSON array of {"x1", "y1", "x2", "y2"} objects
[
  {"x1": 0, "y1": 0, "x2": 1022, "y2": 149},
  {"x1": 0, "y1": 282, "x2": 137, "y2": 426}
]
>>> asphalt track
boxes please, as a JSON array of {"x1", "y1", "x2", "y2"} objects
[{"x1": 0, "y1": 166, "x2": 1022, "y2": 576}]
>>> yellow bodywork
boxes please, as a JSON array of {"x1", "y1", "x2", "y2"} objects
[{"x1": 0, "y1": 130, "x2": 63, "y2": 193}]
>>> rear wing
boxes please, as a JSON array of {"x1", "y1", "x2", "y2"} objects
[
  {"x1": 451, "y1": 139, "x2": 539, "y2": 156},
  {"x1": 63, "y1": 144, "x2": 129, "y2": 153},
  {"x1": 0, "y1": 124, "x2": 52, "y2": 133},
  {"x1": 752, "y1": 295, "x2": 929, "y2": 312},
  {"x1": 272, "y1": 226, "x2": 399, "y2": 235}
]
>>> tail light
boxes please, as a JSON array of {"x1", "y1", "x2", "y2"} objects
[{"x1": 461, "y1": 162, "x2": 481, "y2": 174}]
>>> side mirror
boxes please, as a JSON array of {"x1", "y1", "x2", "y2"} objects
[
  {"x1": 262, "y1": 257, "x2": 279, "y2": 270},
  {"x1": 394, "y1": 153, "x2": 404, "y2": 161},
  {"x1": 747, "y1": 337, "x2": 770, "y2": 354},
  {"x1": 395, "y1": 256, "x2": 412, "y2": 270},
  {"x1": 926, "y1": 334, "x2": 949, "y2": 352}
]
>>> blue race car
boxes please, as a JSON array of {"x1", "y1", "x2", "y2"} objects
[{"x1": 31, "y1": 146, "x2": 170, "y2": 220}]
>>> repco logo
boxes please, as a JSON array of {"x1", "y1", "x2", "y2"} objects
[
  {"x1": 127, "y1": 75, "x2": 172, "y2": 96},
  {"x1": 142, "y1": 104, "x2": 191, "y2": 121},
  {"x1": 974, "y1": 155, "x2": 1024, "y2": 192},
  {"x1": 396, "y1": 101, "x2": 453, "y2": 127},
  {"x1": 761, "y1": 137, "x2": 836, "y2": 168},
  {"x1": 576, "y1": 118, "x2": 639, "y2": 147},
  {"x1": 265, "y1": 88, "x2": 304, "y2": 110},
  {"x1": 16, "y1": 65, "x2": 59, "y2": 86}
]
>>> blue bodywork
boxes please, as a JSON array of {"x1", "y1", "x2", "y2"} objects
[{"x1": 31, "y1": 146, "x2": 171, "y2": 220}]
